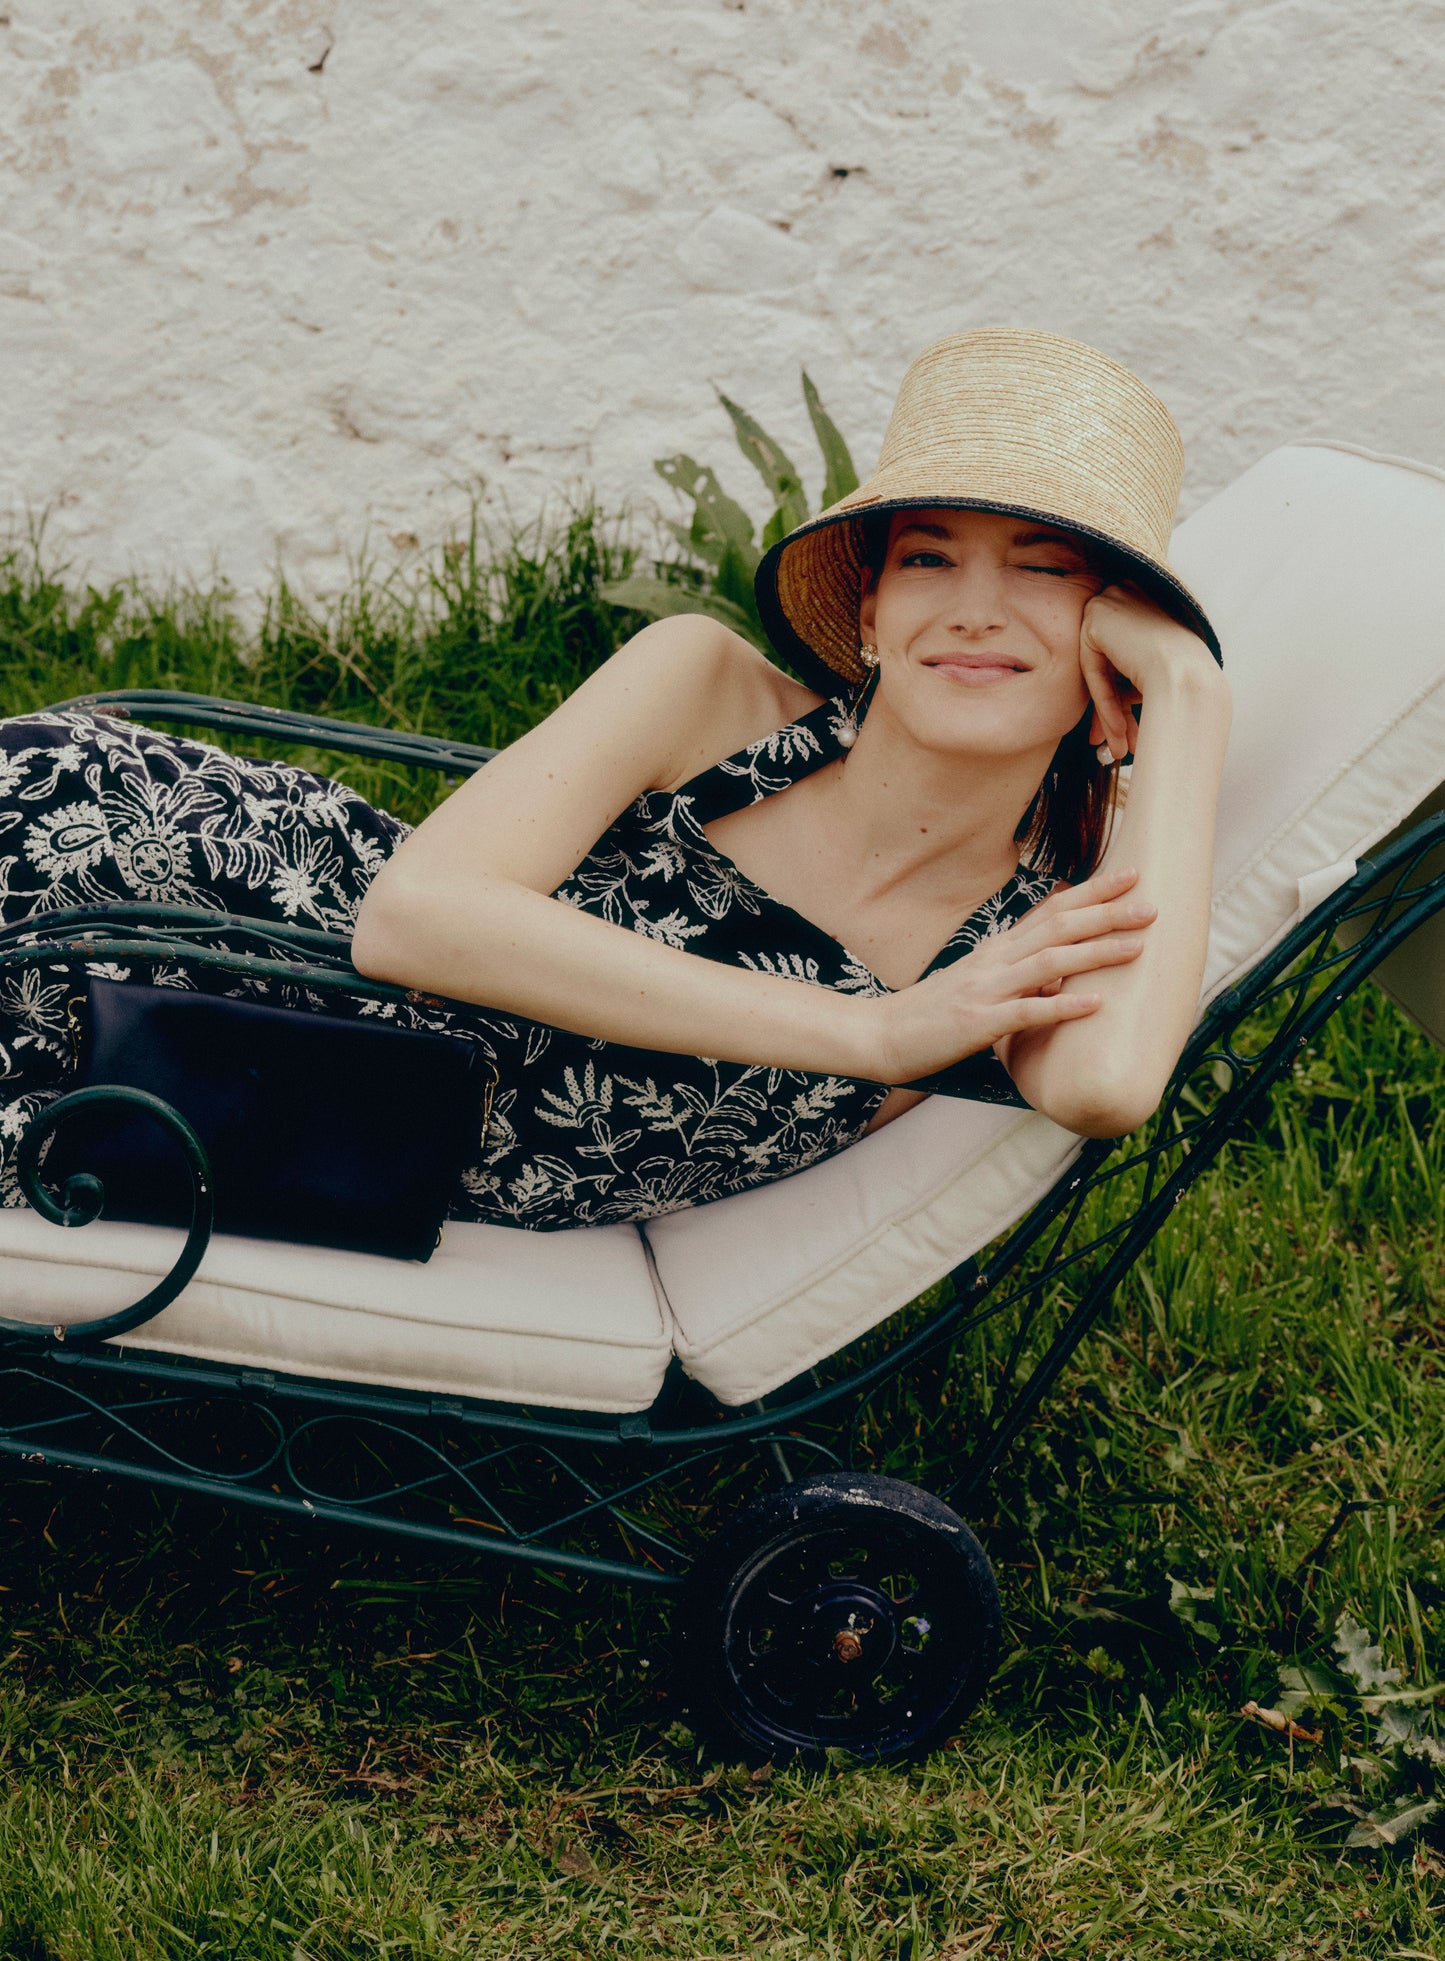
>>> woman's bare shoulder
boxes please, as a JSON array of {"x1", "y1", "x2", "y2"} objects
[{"x1": 622, "y1": 615, "x2": 822, "y2": 793}]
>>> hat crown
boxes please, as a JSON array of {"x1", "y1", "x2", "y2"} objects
[
  {"x1": 755, "y1": 326, "x2": 1217, "y2": 693},
  {"x1": 874, "y1": 328, "x2": 1184, "y2": 561}
]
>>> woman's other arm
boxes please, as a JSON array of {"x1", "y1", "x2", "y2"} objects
[{"x1": 997, "y1": 591, "x2": 1233, "y2": 1135}]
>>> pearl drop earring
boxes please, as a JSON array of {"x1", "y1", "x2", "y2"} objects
[{"x1": 837, "y1": 648, "x2": 880, "y2": 749}]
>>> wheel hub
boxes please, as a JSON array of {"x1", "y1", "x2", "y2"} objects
[{"x1": 804, "y1": 1581, "x2": 898, "y2": 1677}]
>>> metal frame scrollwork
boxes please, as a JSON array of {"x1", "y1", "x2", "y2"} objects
[
  {"x1": 0, "y1": 690, "x2": 1440, "y2": 1589},
  {"x1": 6, "y1": 1085, "x2": 215, "y2": 1343}
]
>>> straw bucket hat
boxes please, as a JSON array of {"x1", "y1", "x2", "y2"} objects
[{"x1": 755, "y1": 327, "x2": 1220, "y2": 694}]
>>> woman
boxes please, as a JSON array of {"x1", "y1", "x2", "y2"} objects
[{"x1": 0, "y1": 329, "x2": 1230, "y2": 1230}]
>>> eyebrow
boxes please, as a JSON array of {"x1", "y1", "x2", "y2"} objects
[
  {"x1": 893, "y1": 522, "x2": 953, "y2": 542},
  {"x1": 892, "y1": 521, "x2": 1086, "y2": 551},
  {"x1": 1011, "y1": 528, "x2": 1085, "y2": 551}
]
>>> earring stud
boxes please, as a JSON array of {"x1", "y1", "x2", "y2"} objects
[{"x1": 859, "y1": 644, "x2": 880, "y2": 668}]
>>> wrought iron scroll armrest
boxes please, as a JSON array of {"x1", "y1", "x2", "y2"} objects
[
  {"x1": 47, "y1": 690, "x2": 498, "y2": 778},
  {"x1": 0, "y1": 1086, "x2": 214, "y2": 1348}
]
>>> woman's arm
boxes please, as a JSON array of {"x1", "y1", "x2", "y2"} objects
[
  {"x1": 995, "y1": 590, "x2": 1233, "y2": 1136},
  {"x1": 352, "y1": 617, "x2": 873, "y2": 1073},
  {"x1": 352, "y1": 614, "x2": 1149, "y2": 1079}
]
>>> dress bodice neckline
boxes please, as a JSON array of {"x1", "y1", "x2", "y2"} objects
[{"x1": 655, "y1": 691, "x2": 1040, "y2": 993}]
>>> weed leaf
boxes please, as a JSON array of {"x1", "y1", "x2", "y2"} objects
[
  {"x1": 597, "y1": 576, "x2": 763, "y2": 649},
  {"x1": 1167, "y1": 1577, "x2": 1221, "y2": 1643},
  {"x1": 716, "y1": 391, "x2": 808, "y2": 538},
  {"x1": 1335, "y1": 1613, "x2": 1404, "y2": 1696},
  {"x1": 653, "y1": 455, "x2": 756, "y2": 563},
  {"x1": 803, "y1": 369, "x2": 860, "y2": 507},
  {"x1": 1344, "y1": 1797, "x2": 1441, "y2": 1848}
]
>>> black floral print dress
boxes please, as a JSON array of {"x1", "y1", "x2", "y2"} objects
[{"x1": 0, "y1": 699, "x2": 1054, "y2": 1232}]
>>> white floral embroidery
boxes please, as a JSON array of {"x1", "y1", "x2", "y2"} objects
[
  {"x1": 685, "y1": 854, "x2": 762, "y2": 923},
  {"x1": 24, "y1": 801, "x2": 111, "y2": 881},
  {"x1": 634, "y1": 906, "x2": 709, "y2": 950},
  {"x1": 717, "y1": 720, "x2": 824, "y2": 800},
  {"x1": 738, "y1": 950, "x2": 823, "y2": 986},
  {"x1": 835, "y1": 954, "x2": 887, "y2": 997},
  {"x1": 638, "y1": 840, "x2": 687, "y2": 883}
]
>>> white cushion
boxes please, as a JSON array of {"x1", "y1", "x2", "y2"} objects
[
  {"x1": 0, "y1": 1210, "x2": 671, "y2": 1414},
  {"x1": 1174, "y1": 442, "x2": 1445, "y2": 1004},
  {"x1": 659, "y1": 1096, "x2": 1075, "y2": 1406},
  {"x1": 651, "y1": 441, "x2": 1445, "y2": 1404}
]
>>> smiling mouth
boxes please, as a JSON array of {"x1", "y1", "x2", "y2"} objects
[{"x1": 922, "y1": 654, "x2": 1030, "y2": 683}]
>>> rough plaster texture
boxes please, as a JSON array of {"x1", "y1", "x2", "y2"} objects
[{"x1": 1, "y1": 0, "x2": 1442, "y2": 599}]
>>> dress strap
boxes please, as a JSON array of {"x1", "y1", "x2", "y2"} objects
[{"x1": 671, "y1": 692, "x2": 855, "y2": 827}]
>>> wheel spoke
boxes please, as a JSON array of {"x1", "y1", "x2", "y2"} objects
[{"x1": 743, "y1": 1640, "x2": 825, "y2": 1715}]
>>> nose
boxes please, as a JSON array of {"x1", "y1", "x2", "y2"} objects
[{"x1": 946, "y1": 555, "x2": 1008, "y2": 637}]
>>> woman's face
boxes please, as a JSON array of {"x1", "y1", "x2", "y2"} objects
[{"x1": 857, "y1": 507, "x2": 1108, "y2": 759}]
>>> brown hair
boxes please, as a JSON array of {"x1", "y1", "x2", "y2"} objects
[
  {"x1": 856, "y1": 510, "x2": 1121, "y2": 883},
  {"x1": 1012, "y1": 710, "x2": 1119, "y2": 884}
]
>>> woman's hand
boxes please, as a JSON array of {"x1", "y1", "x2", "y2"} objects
[
  {"x1": 1080, "y1": 584, "x2": 1221, "y2": 763},
  {"x1": 867, "y1": 866, "x2": 1156, "y2": 1086}
]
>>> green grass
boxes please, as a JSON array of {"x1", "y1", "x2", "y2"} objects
[
  {"x1": 0, "y1": 502, "x2": 652, "y2": 826},
  {"x1": 0, "y1": 514, "x2": 1443, "y2": 1955}
]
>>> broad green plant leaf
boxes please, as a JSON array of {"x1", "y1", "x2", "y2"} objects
[
  {"x1": 640, "y1": 373, "x2": 857, "y2": 655},
  {"x1": 803, "y1": 369, "x2": 860, "y2": 508},
  {"x1": 1275, "y1": 1661, "x2": 1349, "y2": 1719},
  {"x1": 654, "y1": 456, "x2": 756, "y2": 567},
  {"x1": 597, "y1": 576, "x2": 765, "y2": 650},
  {"x1": 1377, "y1": 1706, "x2": 1445, "y2": 1763},
  {"x1": 717, "y1": 391, "x2": 809, "y2": 540},
  {"x1": 1167, "y1": 1576, "x2": 1221, "y2": 1642},
  {"x1": 712, "y1": 542, "x2": 764, "y2": 633}
]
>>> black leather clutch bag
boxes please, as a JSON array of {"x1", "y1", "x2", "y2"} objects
[{"x1": 49, "y1": 979, "x2": 495, "y2": 1262}]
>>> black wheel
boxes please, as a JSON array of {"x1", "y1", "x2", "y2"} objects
[{"x1": 679, "y1": 1471, "x2": 1001, "y2": 1764}]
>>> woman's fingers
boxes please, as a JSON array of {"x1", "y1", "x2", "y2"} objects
[
  {"x1": 1038, "y1": 897, "x2": 1155, "y2": 948},
  {"x1": 886, "y1": 866, "x2": 1152, "y2": 1079},
  {"x1": 1080, "y1": 642, "x2": 1133, "y2": 763},
  {"x1": 1030, "y1": 866, "x2": 1139, "y2": 916},
  {"x1": 1010, "y1": 933, "x2": 1146, "y2": 994},
  {"x1": 1009, "y1": 892, "x2": 1155, "y2": 959},
  {"x1": 988, "y1": 990, "x2": 1102, "y2": 1040}
]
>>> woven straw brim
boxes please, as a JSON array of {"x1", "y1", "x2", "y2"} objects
[{"x1": 753, "y1": 327, "x2": 1220, "y2": 692}]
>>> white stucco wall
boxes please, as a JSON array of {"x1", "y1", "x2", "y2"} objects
[{"x1": 1, "y1": 0, "x2": 1442, "y2": 597}]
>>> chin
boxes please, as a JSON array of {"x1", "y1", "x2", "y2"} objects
[
  {"x1": 904, "y1": 708, "x2": 1075, "y2": 762},
  {"x1": 899, "y1": 675, "x2": 1080, "y2": 747}
]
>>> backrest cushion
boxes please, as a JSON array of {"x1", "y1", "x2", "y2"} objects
[
  {"x1": 1177, "y1": 443, "x2": 1445, "y2": 1002},
  {"x1": 649, "y1": 441, "x2": 1445, "y2": 1404}
]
